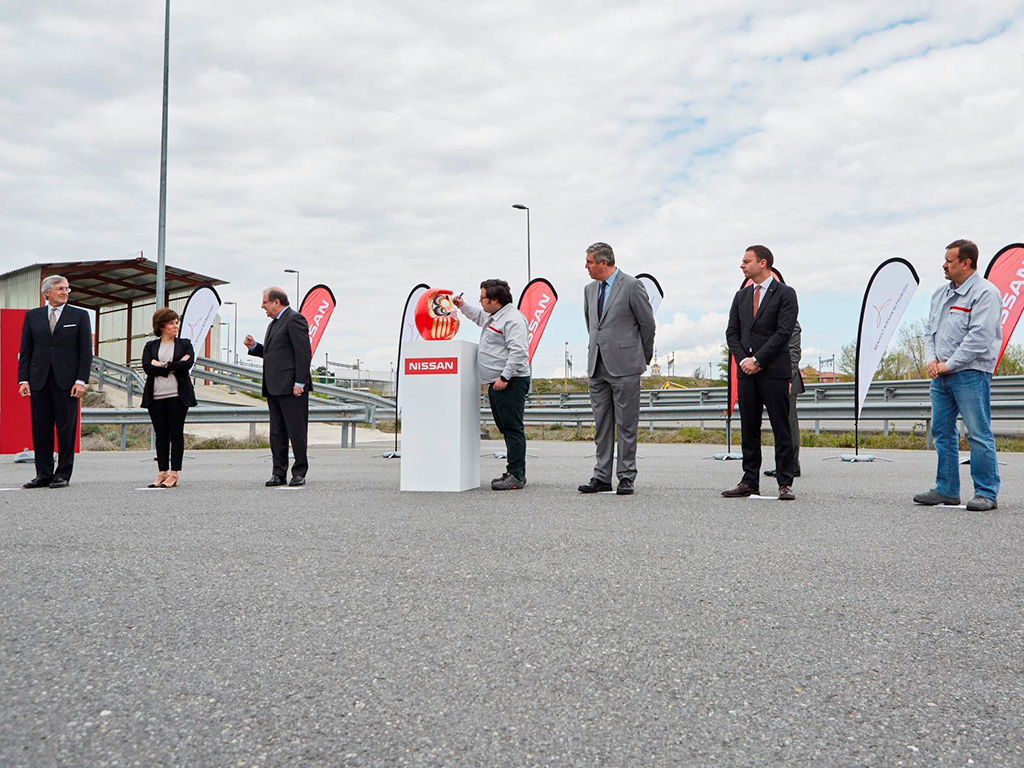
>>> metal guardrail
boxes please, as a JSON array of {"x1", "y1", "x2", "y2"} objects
[
  {"x1": 82, "y1": 404, "x2": 370, "y2": 448},
  {"x1": 91, "y1": 354, "x2": 1024, "y2": 451}
]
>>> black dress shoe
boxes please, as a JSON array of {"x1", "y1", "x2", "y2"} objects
[
  {"x1": 616, "y1": 478, "x2": 634, "y2": 495},
  {"x1": 578, "y1": 478, "x2": 613, "y2": 493},
  {"x1": 265, "y1": 475, "x2": 287, "y2": 487},
  {"x1": 23, "y1": 476, "x2": 52, "y2": 489},
  {"x1": 288, "y1": 476, "x2": 306, "y2": 487},
  {"x1": 764, "y1": 469, "x2": 801, "y2": 478},
  {"x1": 49, "y1": 478, "x2": 69, "y2": 489},
  {"x1": 721, "y1": 483, "x2": 759, "y2": 498},
  {"x1": 778, "y1": 485, "x2": 795, "y2": 501}
]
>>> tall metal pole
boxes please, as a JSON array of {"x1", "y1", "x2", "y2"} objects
[
  {"x1": 224, "y1": 302, "x2": 238, "y2": 364},
  {"x1": 156, "y1": 0, "x2": 170, "y2": 308},
  {"x1": 284, "y1": 269, "x2": 300, "y2": 304},
  {"x1": 525, "y1": 207, "x2": 531, "y2": 283},
  {"x1": 513, "y1": 204, "x2": 530, "y2": 284}
]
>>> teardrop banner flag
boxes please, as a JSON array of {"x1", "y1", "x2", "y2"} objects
[
  {"x1": 299, "y1": 284, "x2": 336, "y2": 358},
  {"x1": 517, "y1": 277, "x2": 558, "y2": 364},
  {"x1": 397, "y1": 283, "x2": 429, "y2": 415},
  {"x1": 728, "y1": 269, "x2": 785, "y2": 416},
  {"x1": 180, "y1": 285, "x2": 222, "y2": 352},
  {"x1": 635, "y1": 273, "x2": 664, "y2": 317},
  {"x1": 855, "y1": 258, "x2": 919, "y2": 419},
  {"x1": 984, "y1": 243, "x2": 1024, "y2": 370}
]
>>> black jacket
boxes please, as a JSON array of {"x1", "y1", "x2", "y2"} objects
[
  {"x1": 726, "y1": 280, "x2": 798, "y2": 380},
  {"x1": 247, "y1": 307, "x2": 313, "y2": 397},
  {"x1": 141, "y1": 337, "x2": 198, "y2": 408},
  {"x1": 18, "y1": 304, "x2": 93, "y2": 390}
]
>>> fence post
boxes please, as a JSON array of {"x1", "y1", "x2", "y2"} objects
[
  {"x1": 250, "y1": 422, "x2": 256, "y2": 440},
  {"x1": 120, "y1": 425, "x2": 128, "y2": 451},
  {"x1": 926, "y1": 418, "x2": 932, "y2": 449}
]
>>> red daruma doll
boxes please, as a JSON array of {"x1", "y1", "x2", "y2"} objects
[{"x1": 415, "y1": 288, "x2": 461, "y2": 340}]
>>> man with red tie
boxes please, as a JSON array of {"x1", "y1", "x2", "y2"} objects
[{"x1": 723, "y1": 245, "x2": 799, "y2": 500}]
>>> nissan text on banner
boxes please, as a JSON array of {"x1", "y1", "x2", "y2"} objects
[
  {"x1": 517, "y1": 278, "x2": 558, "y2": 363},
  {"x1": 299, "y1": 284, "x2": 336, "y2": 358},
  {"x1": 855, "y1": 258, "x2": 919, "y2": 418},
  {"x1": 180, "y1": 286, "x2": 222, "y2": 352},
  {"x1": 984, "y1": 243, "x2": 1024, "y2": 369},
  {"x1": 396, "y1": 284, "x2": 429, "y2": 414},
  {"x1": 636, "y1": 273, "x2": 664, "y2": 317}
]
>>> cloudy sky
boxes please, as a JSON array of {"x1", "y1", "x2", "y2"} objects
[{"x1": 3, "y1": 1, "x2": 1022, "y2": 378}]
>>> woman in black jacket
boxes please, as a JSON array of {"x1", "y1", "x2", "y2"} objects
[{"x1": 141, "y1": 308, "x2": 198, "y2": 488}]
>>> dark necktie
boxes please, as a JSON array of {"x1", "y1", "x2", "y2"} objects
[{"x1": 597, "y1": 281, "x2": 607, "y2": 320}]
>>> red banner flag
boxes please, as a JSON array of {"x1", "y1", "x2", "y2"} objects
[
  {"x1": 728, "y1": 269, "x2": 785, "y2": 415},
  {"x1": 517, "y1": 277, "x2": 558, "y2": 364},
  {"x1": 984, "y1": 243, "x2": 1024, "y2": 370},
  {"x1": 299, "y1": 284, "x2": 336, "y2": 358}
]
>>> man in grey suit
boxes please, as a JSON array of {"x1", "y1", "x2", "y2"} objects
[
  {"x1": 578, "y1": 243, "x2": 656, "y2": 495},
  {"x1": 765, "y1": 319, "x2": 804, "y2": 479}
]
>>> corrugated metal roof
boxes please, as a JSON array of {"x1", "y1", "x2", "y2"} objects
[{"x1": 0, "y1": 252, "x2": 227, "y2": 308}]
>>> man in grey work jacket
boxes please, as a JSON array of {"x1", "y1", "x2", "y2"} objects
[
  {"x1": 454, "y1": 279, "x2": 531, "y2": 490},
  {"x1": 578, "y1": 242, "x2": 656, "y2": 496},
  {"x1": 913, "y1": 239, "x2": 1002, "y2": 511}
]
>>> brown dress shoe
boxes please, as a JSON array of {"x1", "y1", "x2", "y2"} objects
[
  {"x1": 778, "y1": 485, "x2": 795, "y2": 500},
  {"x1": 721, "y1": 483, "x2": 758, "y2": 498}
]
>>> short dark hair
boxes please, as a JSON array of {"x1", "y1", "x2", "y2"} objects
[
  {"x1": 480, "y1": 279, "x2": 513, "y2": 307},
  {"x1": 152, "y1": 307, "x2": 179, "y2": 336},
  {"x1": 946, "y1": 239, "x2": 979, "y2": 270},
  {"x1": 266, "y1": 288, "x2": 290, "y2": 306},
  {"x1": 586, "y1": 242, "x2": 615, "y2": 265},
  {"x1": 746, "y1": 244, "x2": 774, "y2": 270}
]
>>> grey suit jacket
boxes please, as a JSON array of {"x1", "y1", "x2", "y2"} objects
[
  {"x1": 584, "y1": 271, "x2": 657, "y2": 377},
  {"x1": 790, "y1": 320, "x2": 805, "y2": 395}
]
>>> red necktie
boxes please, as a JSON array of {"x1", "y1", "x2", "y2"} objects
[{"x1": 752, "y1": 284, "x2": 761, "y2": 317}]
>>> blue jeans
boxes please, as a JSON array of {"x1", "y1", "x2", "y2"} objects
[{"x1": 930, "y1": 370, "x2": 999, "y2": 500}]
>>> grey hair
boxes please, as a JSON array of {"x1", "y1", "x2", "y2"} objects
[
  {"x1": 41, "y1": 275, "x2": 69, "y2": 296},
  {"x1": 586, "y1": 242, "x2": 615, "y2": 265}
]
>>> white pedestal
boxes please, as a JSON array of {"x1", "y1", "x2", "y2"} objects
[{"x1": 400, "y1": 340, "x2": 481, "y2": 492}]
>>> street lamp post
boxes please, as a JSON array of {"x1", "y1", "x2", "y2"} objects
[
  {"x1": 218, "y1": 321, "x2": 230, "y2": 362},
  {"x1": 284, "y1": 269, "x2": 300, "y2": 304},
  {"x1": 512, "y1": 204, "x2": 531, "y2": 284},
  {"x1": 155, "y1": 0, "x2": 171, "y2": 307},
  {"x1": 223, "y1": 301, "x2": 238, "y2": 364}
]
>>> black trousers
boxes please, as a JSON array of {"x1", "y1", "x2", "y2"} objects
[
  {"x1": 738, "y1": 374, "x2": 795, "y2": 488},
  {"x1": 268, "y1": 390, "x2": 309, "y2": 478},
  {"x1": 488, "y1": 376, "x2": 529, "y2": 481},
  {"x1": 31, "y1": 369, "x2": 79, "y2": 481},
  {"x1": 147, "y1": 398, "x2": 189, "y2": 471}
]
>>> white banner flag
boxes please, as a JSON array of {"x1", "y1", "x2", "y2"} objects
[
  {"x1": 180, "y1": 286, "x2": 222, "y2": 353},
  {"x1": 855, "y1": 258, "x2": 920, "y2": 418},
  {"x1": 636, "y1": 272, "x2": 664, "y2": 316},
  {"x1": 396, "y1": 284, "x2": 429, "y2": 414}
]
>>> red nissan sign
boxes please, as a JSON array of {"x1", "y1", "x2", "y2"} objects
[{"x1": 405, "y1": 357, "x2": 459, "y2": 375}]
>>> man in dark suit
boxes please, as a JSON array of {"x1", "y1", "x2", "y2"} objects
[
  {"x1": 18, "y1": 275, "x2": 93, "y2": 488},
  {"x1": 723, "y1": 245, "x2": 798, "y2": 500},
  {"x1": 244, "y1": 287, "x2": 313, "y2": 487},
  {"x1": 577, "y1": 242, "x2": 656, "y2": 496},
  {"x1": 765, "y1": 319, "x2": 804, "y2": 479}
]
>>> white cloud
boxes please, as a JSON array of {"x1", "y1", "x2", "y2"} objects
[{"x1": 2, "y1": 1, "x2": 1023, "y2": 373}]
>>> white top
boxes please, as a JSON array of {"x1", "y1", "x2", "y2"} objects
[{"x1": 152, "y1": 341, "x2": 179, "y2": 400}]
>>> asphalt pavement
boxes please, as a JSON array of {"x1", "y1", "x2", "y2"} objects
[{"x1": 1, "y1": 442, "x2": 1021, "y2": 766}]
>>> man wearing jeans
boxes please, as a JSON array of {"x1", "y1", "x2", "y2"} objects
[
  {"x1": 454, "y1": 279, "x2": 531, "y2": 490},
  {"x1": 914, "y1": 239, "x2": 1002, "y2": 511}
]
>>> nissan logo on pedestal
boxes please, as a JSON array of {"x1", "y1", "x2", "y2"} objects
[{"x1": 405, "y1": 357, "x2": 459, "y2": 375}]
